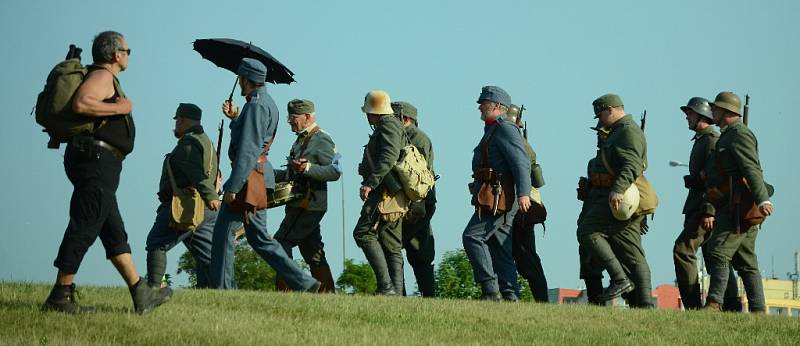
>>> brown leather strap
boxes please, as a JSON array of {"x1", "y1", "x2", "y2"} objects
[{"x1": 296, "y1": 126, "x2": 320, "y2": 159}]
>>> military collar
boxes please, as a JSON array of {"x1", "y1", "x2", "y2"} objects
[
  {"x1": 297, "y1": 123, "x2": 319, "y2": 137},
  {"x1": 692, "y1": 125, "x2": 715, "y2": 140},
  {"x1": 609, "y1": 114, "x2": 634, "y2": 130},
  {"x1": 720, "y1": 119, "x2": 744, "y2": 133},
  {"x1": 246, "y1": 87, "x2": 266, "y2": 102}
]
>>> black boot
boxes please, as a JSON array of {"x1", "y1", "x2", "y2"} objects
[
  {"x1": 628, "y1": 263, "x2": 654, "y2": 309},
  {"x1": 361, "y1": 242, "x2": 395, "y2": 295},
  {"x1": 310, "y1": 264, "x2": 337, "y2": 294},
  {"x1": 587, "y1": 236, "x2": 634, "y2": 302},
  {"x1": 130, "y1": 278, "x2": 172, "y2": 314},
  {"x1": 146, "y1": 250, "x2": 168, "y2": 288},
  {"x1": 41, "y1": 283, "x2": 96, "y2": 314},
  {"x1": 678, "y1": 282, "x2": 703, "y2": 310},
  {"x1": 584, "y1": 276, "x2": 605, "y2": 305},
  {"x1": 386, "y1": 252, "x2": 405, "y2": 296},
  {"x1": 411, "y1": 263, "x2": 437, "y2": 297}
]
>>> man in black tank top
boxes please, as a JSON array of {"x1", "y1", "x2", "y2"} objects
[{"x1": 42, "y1": 31, "x2": 170, "y2": 315}]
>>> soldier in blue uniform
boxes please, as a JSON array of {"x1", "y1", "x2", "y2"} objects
[
  {"x1": 463, "y1": 86, "x2": 531, "y2": 301},
  {"x1": 209, "y1": 58, "x2": 319, "y2": 292}
]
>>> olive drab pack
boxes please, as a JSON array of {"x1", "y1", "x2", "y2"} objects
[
  {"x1": 34, "y1": 50, "x2": 94, "y2": 149},
  {"x1": 394, "y1": 144, "x2": 435, "y2": 202}
]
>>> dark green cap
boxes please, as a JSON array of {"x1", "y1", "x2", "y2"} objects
[
  {"x1": 287, "y1": 99, "x2": 315, "y2": 115},
  {"x1": 592, "y1": 93, "x2": 624, "y2": 117},
  {"x1": 174, "y1": 103, "x2": 202, "y2": 120},
  {"x1": 391, "y1": 101, "x2": 417, "y2": 120}
]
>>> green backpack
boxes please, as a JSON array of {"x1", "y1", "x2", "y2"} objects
[{"x1": 34, "y1": 49, "x2": 94, "y2": 149}]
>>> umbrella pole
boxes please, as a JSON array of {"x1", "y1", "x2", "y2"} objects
[{"x1": 228, "y1": 76, "x2": 239, "y2": 102}]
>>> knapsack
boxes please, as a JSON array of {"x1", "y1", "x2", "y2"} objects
[
  {"x1": 394, "y1": 144, "x2": 435, "y2": 202},
  {"x1": 34, "y1": 46, "x2": 94, "y2": 148}
]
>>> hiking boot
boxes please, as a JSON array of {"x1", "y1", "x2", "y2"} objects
[
  {"x1": 41, "y1": 283, "x2": 96, "y2": 314},
  {"x1": 703, "y1": 300, "x2": 722, "y2": 312},
  {"x1": 598, "y1": 279, "x2": 634, "y2": 302},
  {"x1": 130, "y1": 278, "x2": 172, "y2": 314},
  {"x1": 480, "y1": 292, "x2": 502, "y2": 301},
  {"x1": 304, "y1": 281, "x2": 322, "y2": 293}
]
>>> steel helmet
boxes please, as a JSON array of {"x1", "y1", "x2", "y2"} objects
[
  {"x1": 611, "y1": 183, "x2": 640, "y2": 221},
  {"x1": 710, "y1": 91, "x2": 741, "y2": 116},
  {"x1": 680, "y1": 97, "x2": 713, "y2": 121},
  {"x1": 361, "y1": 90, "x2": 393, "y2": 115}
]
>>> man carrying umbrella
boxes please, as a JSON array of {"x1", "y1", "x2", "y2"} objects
[{"x1": 208, "y1": 58, "x2": 320, "y2": 292}]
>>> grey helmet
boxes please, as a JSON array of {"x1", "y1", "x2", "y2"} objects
[{"x1": 680, "y1": 97, "x2": 713, "y2": 121}]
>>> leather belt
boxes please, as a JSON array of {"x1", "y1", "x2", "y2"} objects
[{"x1": 92, "y1": 139, "x2": 125, "y2": 161}]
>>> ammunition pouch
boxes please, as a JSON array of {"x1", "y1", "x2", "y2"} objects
[
  {"x1": 589, "y1": 173, "x2": 614, "y2": 188},
  {"x1": 577, "y1": 176, "x2": 589, "y2": 201}
]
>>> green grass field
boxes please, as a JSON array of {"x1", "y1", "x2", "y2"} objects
[{"x1": 2, "y1": 282, "x2": 797, "y2": 345}]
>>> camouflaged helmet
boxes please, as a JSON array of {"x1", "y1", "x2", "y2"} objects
[
  {"x1": 710, "y1": 91, "x2": 741, "y2": 116},
  {"x1": 680, "y1": 97, "x2": 713, "y2": 121},
  {"x1": 361, "y1": 90, "x2": 393, "y2": 115}
]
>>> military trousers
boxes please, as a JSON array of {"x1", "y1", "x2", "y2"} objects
[
  {"x1": 463, "y1": 201, "x2": 519, "y2": 299},
  {"x1": 353, "y1": 191, "x2": 404, "y2": 293},
  {"x1": 274, "y1": 207, "x2": 329, "y2": 266},
  {"x1": 208, "y1": 204, "x2": 317, "y2": 291},
  {"x1": 145, "y1": 204, "x2": 217, "y2": 288},
  {"x1": 402, "y1": 197, "x2": 437, "y2": 297},
  {"x1": 702, "y1": 210, "x2": 765, "y2": 311},
  {"x1": 54, "y1": 138, "x2": 132, "y2": 274},
  {"x1": 673, "y1": 213, "x2": 741, "y2": 310},
  {"x1": 511, "y1": 219, "x2": 548, "y2": 302}
]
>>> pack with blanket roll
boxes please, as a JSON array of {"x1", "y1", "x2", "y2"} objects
[{"x1": 33, "y1": 44, "x2": 98, "y2": 149}]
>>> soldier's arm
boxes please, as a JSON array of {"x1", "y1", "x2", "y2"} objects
[
  {"x1": 175, "y1": 139, "x2": 218, "y2": 204},
  {"x1": 731, "y1": 130, "x2": 770, "y2": 204},
  {"x1": 304, "y1": 135, "x2": 342, "y2": 182},
  {"x1": 497, "y1": 124, "x2": 532, "y2": 197},
  {"x1": 223, "y1": 104, "x2": 268, "y2": 193},
  {"x1": 363, "y1": 117, "x2": 402, "y2": 189},
  {"x1": 610, "y1": 129, "x2": 645, "y2": 194},
  {"x1": 72, "y1": 69, "x2": 131, "y2": 116}
]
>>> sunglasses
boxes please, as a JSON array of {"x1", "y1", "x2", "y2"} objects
[{"x1": 118, "y1": 48, "x2": 131, "y2": 56}]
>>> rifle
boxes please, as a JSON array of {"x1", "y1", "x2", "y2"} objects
[
  {"x1": 519, "y1": 104, "x2": 528, "y2": 140},
  {"x1": 215, "y1": 119, "x2": 224, "y2": 193},
  {"x1": 743, "y1": 94, "x2": 750, "y2": 127},
  {"x1": 640, "y1": 110, "x2": 647, "y2": 132}
]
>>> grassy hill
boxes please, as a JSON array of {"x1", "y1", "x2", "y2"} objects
[{"x1": 1, "y1": 282, "x2": 797, "y2": 345}]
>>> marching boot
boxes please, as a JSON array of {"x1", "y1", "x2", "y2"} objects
[
  {"x1": 412, "y1": 263, "x2": 437, "y2": 297},
  {"x1": 387, "y1": 252, "x2": 405, "y2": 296},
  {"x1": 41, "y1": 283, "x2": 96, "y2": 314},
  {"x1": 146, "y1": 250, "x2": 168, "y2": 288},
  {"x1": 275, "y1": 275, "x2": 291, "y2": 292},
  {"x1": 587, "y1": 236, "x2": 634, "y2": 302},
  {"x1": 703, "y1": 300, "x2": 722, "y2": 312},
  {"x1": 629, "y1": 263, "x2": 654, "y2": 309},
  {"x1": 678, "y1": 282, "x2": 703, "y2": 310},
  {"x1": 361, "y1": 242, "x2": 395, "y2": 295},
  {"x1": 584, "y1": 276, "x2": 605, "y2": 305},
  {"x1": 130, "y1": 277, "x2": 172, "y2": 315},
  {"x1": 310, "y1": 264, "x2": 336, "y2": 293}
]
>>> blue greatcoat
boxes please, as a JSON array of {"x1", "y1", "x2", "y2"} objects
[{"x1": 224, "y1": 87, "x2": 278, "y2": 193}]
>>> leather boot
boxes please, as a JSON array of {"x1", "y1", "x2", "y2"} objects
[
  {"x1": 310, "y1": 264, "x2": 336, "y2": 293},
  {"x1": 275, "y1": 275, "x2": 291, "y2": 292},
  {"x1": 412, "y1": 263, "x2": 437, "y2": 297},
  {"x1": 703, "y1": 300, "x2": 721, "y2": 312},
  {"x1": 361, "y1": 242, "x2": 395, "y2": 295},
  {"x1": 146, "y1": 250, "x2": 168, "y2": 288},
  {"x1": 588, "y1": 236, "x2": 633, "y2": 302},
  {"x1": 629, "y1": 263, "x2": 654, "y2": 309},
  {"x1": 584, "y1": 276, "x2": 605, "y2": 305},
  {"x1": 130, "y1": 278, "x2": 172, "y2": 314},
  {"x1": 41, "y1": 283, "x2": 96, "y2": 314},
  {"x1": 678, "y1": 282, "x2": 702, "y2": 310},
  {"x1": 386, "y1": 252, "x2": 405, "y2": 296}
]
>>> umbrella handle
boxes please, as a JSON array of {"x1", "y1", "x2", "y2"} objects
[{"x1": 228, "y1": 76, "x2": 239, "y2": 102}]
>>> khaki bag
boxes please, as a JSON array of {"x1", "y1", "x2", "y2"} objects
[
  {"x1": 166, "y1": 157, "x2": 204, "y2": 232},
  {"x1": 377, "y1": 189, "x2": 409, "y2": 222},
  {"x1": 600, "y1": 149, "x2": 659, "y2": 216},
  {"x1": 394, "y1": 144, "x2": 435, "y2": 202}
]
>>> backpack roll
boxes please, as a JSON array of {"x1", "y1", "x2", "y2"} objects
[{"x1": 34, "y1": 58, "x2": 94, "y2": 148}]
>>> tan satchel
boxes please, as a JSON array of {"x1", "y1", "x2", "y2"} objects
[
  {"x1": 166, "y1": 157, "x2": 204, "y2": 232},
  {"x1": 600, "y1": 149, "x2": 658, "y2": 216},
  {"x1": 377, "y1": 189, "x2": 409, "y2": 222}
]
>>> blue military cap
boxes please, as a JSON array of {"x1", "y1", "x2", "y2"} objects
[
  {"x1": 477, "y1": 86, "x2": 511, "y2": 107},
  {"x1": 237, "y1": 58, "x2": 267, "y2": 83}
]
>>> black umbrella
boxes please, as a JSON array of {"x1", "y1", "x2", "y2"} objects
[{"x1": 193, "y1": 38, "x2": 296, "y2": 100}]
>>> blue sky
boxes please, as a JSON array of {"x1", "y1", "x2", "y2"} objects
[{"x1": 1, "y1": 0, "x2": 798, "y2": 291}]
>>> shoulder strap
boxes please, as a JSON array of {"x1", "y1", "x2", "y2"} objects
[
  {"x1": 297, "y1": 126, "x2": 320, "y2": 158},
  {"x1": 165, "y1": 155, "x2": 182, "y2": 196},
  {"x1": 480, "y1": 126, "x2": 498, "y2": 167}
]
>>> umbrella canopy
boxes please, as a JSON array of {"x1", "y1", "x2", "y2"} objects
[{"x1": 193, "y1": 38, "x2": 295, "y2": 84}]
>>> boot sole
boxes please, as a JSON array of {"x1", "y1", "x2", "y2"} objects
[{"x1": 598, "y1": 283, "x2": 634, "y2": 302}]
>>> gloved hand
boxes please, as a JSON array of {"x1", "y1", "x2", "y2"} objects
[{"x1": 640, "y1": 217, "x2": 650, "y2": 235}]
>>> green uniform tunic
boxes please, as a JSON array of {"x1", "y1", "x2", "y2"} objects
[{"x1": 158, "y1": 125, "x2": 218, "y2": 205}]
